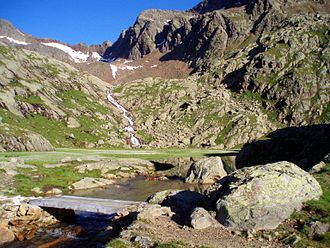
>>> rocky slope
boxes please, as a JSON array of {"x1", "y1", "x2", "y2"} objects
[
  {"x1": 108, "y1": 0, "x2": 329, "y2": 147},
  {"x1": 0, "y1": 0, "x2": 329, "y2": 151},
  {"x1": 112, "y1": 76, "x2": 279, "y2": 148},
  {"x1": 0, "y1": 42, "x2": 131, "y2": 150}
]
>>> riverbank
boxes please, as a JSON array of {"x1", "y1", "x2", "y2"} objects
[{"x1": 0, "y1": 149, "x2": 329, "y2": 247}]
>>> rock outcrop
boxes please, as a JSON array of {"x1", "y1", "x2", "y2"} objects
[
  {"x1": 185, "y1": 157, "x2": 227, "y2": 184},
  {"x1": 69, "y1": 177, "x2": 115, "y2": 190},
  {"x1": 0, "y1": 125, "x2": 53, "y2": 152},
  {"x1": 0, "y1": 202, "x2": 58, "y2": 243},
  {"x1": 208, "y1": 161, "x2": 322, "y2": 230}
]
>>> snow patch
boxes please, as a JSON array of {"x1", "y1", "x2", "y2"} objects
[
  {"x1": 91, "y1": 52, "x2": 101, "y2": 61},
  {"x1": 123, "y1": 65, "x2": 143, "y2": 70},
  {"x1": 42, "y1": 42, "x2": 89, "y2": 63},
  {"x1": 0, "y1": 35, "x2": 29, "y2": 45},
  {"x1": 123, "y1": 59, "x2": 133, "y2": 64},
  {"x1": 110, "y1": 64, "x2": 118, "y2": 79},
  {"x1": 151, "y1": 64, "x2": 158, "y2": 68}
]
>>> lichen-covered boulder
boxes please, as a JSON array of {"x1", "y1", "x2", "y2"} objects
[
  {"x1": 211, "y1": 161, "x2": 322, "y2": 230},
  {"x1": 185, "y1": 157, "x2": 227, "y2": 184}
]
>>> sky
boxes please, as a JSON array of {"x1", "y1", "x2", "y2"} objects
[{"x1": 0, "y1": 0, "x2": 201, "y2": 45}]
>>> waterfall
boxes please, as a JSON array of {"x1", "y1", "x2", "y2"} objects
[{"x1": 106, "y1": 91, "x2": 141, "y2": 146}]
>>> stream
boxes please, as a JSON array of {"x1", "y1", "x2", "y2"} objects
[
  {"x1": 106, "y1": 91, "x2": 141, "y2": 146},
  {"x1": 6, "y1": 177, "x2": 205, "y2": 248}
]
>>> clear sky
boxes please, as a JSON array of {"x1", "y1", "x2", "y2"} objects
[{"x1": 0, "y1": 0, "x2": 201, "y2": 45}]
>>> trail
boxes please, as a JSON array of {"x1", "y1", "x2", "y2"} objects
[{"x1": 107, "y1": 91, "x2": 141, "y2": 146}]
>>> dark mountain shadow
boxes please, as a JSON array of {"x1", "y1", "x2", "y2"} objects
[
  {"x1": 193, "y1": 0, "x2": 250, "y2": 14},
  {"x1": 236, "y1": 124, "x2": 330, "y2": 170}
]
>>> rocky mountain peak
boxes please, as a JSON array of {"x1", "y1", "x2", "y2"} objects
[{"x1": 192, "y1": 0, "x2": 250, "y2": 14}]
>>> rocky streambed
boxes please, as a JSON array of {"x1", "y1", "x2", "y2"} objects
[{"x1": 0, "y1": 154, "x2": 329, "y2": 247}]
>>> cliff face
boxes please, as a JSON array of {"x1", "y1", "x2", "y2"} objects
[{"x1": 103, "y1": 0, "x2": 328, "y2": 68}]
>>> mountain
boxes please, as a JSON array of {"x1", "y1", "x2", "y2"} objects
[
  {"x1": 0, "y1": 0, "x2": 329, "y2": 151},
  {"x1": 0, "y1": 19, "x2": 110, "y2": 64}
]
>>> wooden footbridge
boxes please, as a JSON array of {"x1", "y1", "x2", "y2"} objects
[{"x1": 29, "y1": 195, "x2": 143, "y2": 215}]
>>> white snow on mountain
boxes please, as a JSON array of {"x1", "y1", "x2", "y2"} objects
[
  {"x1": 110, "y1": 64, "x2": 118, "y2": 79},
  {"x1": 91, "y1": 52, "x2": 101, "y2": 61},
  {"x1": 109, "y1": 64, "x2": 143, "y2": 79},
  {"x1": 0, "y1": 35, "x2": 29, "y2": 45},
  {"x1": 42, "y1": 42, "x2": 90, "y2": 63}
]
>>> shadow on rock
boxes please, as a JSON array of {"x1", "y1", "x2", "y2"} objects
[{"x1": 236, "y1": 124, "x2": 330, "y2": 170}]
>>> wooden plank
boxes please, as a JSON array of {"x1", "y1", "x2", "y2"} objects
[{"x1": 29, "y1": 195, "x2": 142, "y2": 214}]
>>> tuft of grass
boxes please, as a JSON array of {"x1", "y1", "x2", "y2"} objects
[
  {"x1": 13, "y1": 165, "x2": 102, "y2": 196},
  {"x1": 106, "y1": 239, "x2": 128, "y2": 248},
  {"x1": 155, "y1": 241, "x2": 187, "y2": 248},
  {"x1": 137, "y1": 130, "x2": 154, "y2": 144}
]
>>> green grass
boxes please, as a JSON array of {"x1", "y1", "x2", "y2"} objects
[
  {"x1": 45, "y1": 63, "x2": 60, "y2": 76},
  {"x1": 59, "y1": 90, "x2": 110, "y2": 114},
  {"x1": 13, "y1": 164, "x2": 102, "y2": 196},
  {"x1": 287, "y1": 163, "x2": 330, "y2": 247},
  {"x1": 16, "y1": 95, "x2": 43, "y2": 105},
  {"x1": 155, "y1": 241, "x2": 187, "y2": 248},
  {"x1": 137, "y1": 130, "x2": 154, "y2": 144},
  {"x1": 0, "y1": 148, "x2": 237, "y2": 165},
  {"x1": 0, "y1": 107, "x2": 113, "y2": 148},
  {"x1": 215, "y1": 121, "x2": 233, "y2": 145},
  {"x1": 106, "y1": 239, "x2": 128, "y2": 248}
]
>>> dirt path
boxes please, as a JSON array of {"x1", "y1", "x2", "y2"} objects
[{"x1": 127, "y1": 216, "x2": 285, "y2": 248}]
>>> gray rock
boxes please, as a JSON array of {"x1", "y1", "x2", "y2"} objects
[
  {"x1": 190, "y1": 207, "x2": 217, "y2": 229},
  {"x1": 67, "y1": 117, "x2": 81, "y2": 128},
  {"x1": 45, "y1": 188, "x2": 63, "y2": 195},
  {"x1": 307, "y1": 221, "x2": 329, "y2": 238},
  {"x1": 69, "y1": 177, "x2": 114, "y2": 190},
  {"x1": 212, "y1": 161, "x2": 322, "y2": 230},
  {"x1": 31, "y1": 187, "x2": 43, "y2": 194},
  {"x1": 309, "y1": 161, "x2": 326, "y2": 173},
  {"x1": 185, "y1": 157, "x2": 227, "y2": 184},
  {"x1": 137, "y1": 204, "x2": 173, "y2": 223}
]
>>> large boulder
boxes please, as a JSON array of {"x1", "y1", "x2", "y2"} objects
[
  {"x1": 209, "y1": 161, "x2": 322, "y2": 230},
  {"x1": 185, "y1": 157, "x2": 227, "y2": 184}
]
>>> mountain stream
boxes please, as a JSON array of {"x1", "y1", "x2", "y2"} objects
[{"x1": 106, "y1": 91, "x2": 141, "y2": 146}]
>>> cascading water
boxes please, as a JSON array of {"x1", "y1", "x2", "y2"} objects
[{"x1": 106, "y1": 91, "x2": 141, "y2": 146}]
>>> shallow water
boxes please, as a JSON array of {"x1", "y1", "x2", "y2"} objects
[{"x1": 70, "y1": 176, "x2": 207, "y2": 201}]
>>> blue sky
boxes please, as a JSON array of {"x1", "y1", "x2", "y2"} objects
[{"x1": 0, "y1": 0, "x2": 201, "y2": 45}]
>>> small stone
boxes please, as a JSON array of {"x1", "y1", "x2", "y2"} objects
[
  {"x1": 18, "y1": 203, "x2": 29, "y2": 216},
  {"x1": 190, "y1": 207, "x2": 216, "y2": 230},
  {"x1": 137, "y1": 204, "x2": 172, "y2": 223},
  {"x1": 45, "y1": 188, "x2": 62, "y2": 195},
  {"x1": 309, "y1": 161, "x2": 326, "y2": 173},
  {"x1": 67, "y1": 117, "x2": 81, "y2": 128},
  {"x1": 31, "y1": 187, "x2": 42, "y2": 195},
  {"x1": 307, "y1": 221, "x2": 329, "y2": 238},
  {"x1": 0, "y1": 227, "x2": 15, "y2": 245},
  {"x1": 60, "y1": 157, "x2": 73, "y2": 163}
]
